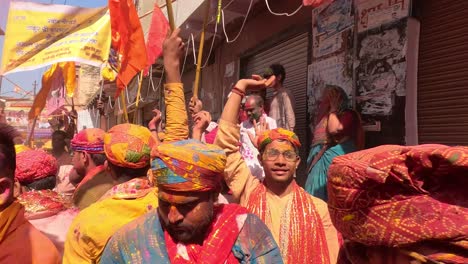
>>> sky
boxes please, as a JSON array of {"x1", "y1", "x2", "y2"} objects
[{"x1": 0, "y1": 0, "x2": 108, "y2": 98}]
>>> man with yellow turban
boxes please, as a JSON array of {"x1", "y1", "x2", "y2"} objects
[
  {"x1": 63, "y1": 124, "x2": 158, "y2": 263},
  {"x1": 0, "y1": 124, "x2": 60, "y2": 263},
  {"x1": 213, "y1": 77, "x2": 340, "y2": 264},
  {"x1": 70, "y1": 128, "x2": 114, "y2": 209}
]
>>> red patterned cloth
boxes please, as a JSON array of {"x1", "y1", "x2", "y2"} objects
[
  {"x1": 70, "y1": 128, "x2": 105, "y2": 154},
  {"x1": 17, "y1": 190, "x2": 69, "y2": 220},
  {"x1": 15, "y1": 150, "x2": 58, "y2": 184},
  {"x1": 164, "y1": 204, "x2": 248, "y2": 264},
  {"x1": 328, "y1": 144, "x2": 468, "y2": 263}
]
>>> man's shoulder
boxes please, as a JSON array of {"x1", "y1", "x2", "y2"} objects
[{"x1": 110, "y1": 209, "x2": 160, "y2": 242}]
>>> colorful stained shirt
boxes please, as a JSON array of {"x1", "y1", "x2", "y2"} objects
[
  {"x1": 63, "y1": 178, "x2": 158, "y2": 264},
  {"x1": 214, "y1": 119, "x2": 340, "y2": 264},
  {"x1": 100, "y1": 204, "x2": 283, "y2": 264}
]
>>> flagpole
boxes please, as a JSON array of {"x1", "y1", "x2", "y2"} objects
[
  {"x1": 192, "y1": 0, "x2": 211, "y2": 99},
  {"x1": 133, "y1": 71, "x2": 143, "y2": 123},
  {"x1": 120, "y1": 91, "x2": 129, "y2": 123},
  {"x1": 165, "y1": 0, "x2": 176, "y2": 30},
  {"x1": 26, "y1": 118, "x2": 37, "y2": 147},
  {"x1": 26, "y1": 81, "x2": 39, "y2": 147}
]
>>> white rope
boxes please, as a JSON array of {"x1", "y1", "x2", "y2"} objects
[
  {"x1": 190, "y1": 33, "x2": 197, "y2": 64},
  {"x1": 108, "y1": 96, "x2": 115, "y2": 109},
  {"x1": 221, "y1": 0, "x2": 253, "y2": 43},
  {"x1": 125, "y1": 85, "x2": 131, "y2": 104},
  {"x1": 264, "y1": 0, "x2": 303, "y2": 16},
  {"x1": 117, "y1": 95, "x2": 122, "y2": 111},
  {"x1": 180, "y1": 39, "x2": 191, "y2": 76}
]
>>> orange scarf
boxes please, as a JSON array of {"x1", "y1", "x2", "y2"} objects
[
  {"x1": 0, "y1": 201, "x2": 22, "y2": 243},
  {"x1": 246, "y1": 182, "x2": 331, "y2": 264}
]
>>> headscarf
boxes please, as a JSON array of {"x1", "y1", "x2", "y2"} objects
[
  {"x1": 71, "y1": 128, "x2": 105, "y2": 154},
  {"x1": 104, "y1": 124, "x2": 156, "y2": 169},
  {"x1": 16, "y1": 149, "x2": 58, "y2": 184},
  {"x1": 257, "y1": 128, "x2": 301, "y2": 152},
  {"x1": 151, "y1": 139, "x2": 226, "y2": 192},
  {"x1": 328, "y1": 144, "x2": 468, "y2": 263},
  {"x1": 14, "y1": 144, "x2": 31, "y2": 154}
]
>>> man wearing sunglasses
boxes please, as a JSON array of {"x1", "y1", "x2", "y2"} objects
[{"x1": 215, "y1": 77, "x2": 340, "y2": 264}]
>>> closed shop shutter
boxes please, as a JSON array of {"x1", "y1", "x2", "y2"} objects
[
  {"x1": 242, "y1": 32, "x2": 309, "y2": 182},
  {"x1": 417, "y1": 0, "x2": 468, "y2": 145}
]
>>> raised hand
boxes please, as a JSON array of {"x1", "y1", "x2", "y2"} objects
[
  {"x1": 247, "y1": 116, "x2": 270, "y2": 149},
  {"x1": 189, "y1": 97, "x2": 203, "y2": 115},
  {"x1": 148, "y1": 109, "x2": 162, "y2": 131},
  {"x1": 193, "y1": 111, "x2": 211, "y2": 132}
]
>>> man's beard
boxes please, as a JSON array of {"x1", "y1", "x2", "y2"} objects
[{"x1": 162, "y1": 205, "x2": 215, "y2": 244}]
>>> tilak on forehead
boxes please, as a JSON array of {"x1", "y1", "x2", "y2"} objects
[{"x1": 151, "y1": 139, "x2": 226, "y2": 192}]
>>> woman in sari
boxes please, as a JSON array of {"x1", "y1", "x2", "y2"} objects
[{"x1": 305, "y1": 85, "x2": 364, "y2": 201}]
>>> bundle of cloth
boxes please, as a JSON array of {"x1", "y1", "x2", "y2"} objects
[{"x1": 328, "y1": 144, "x2": 468, "y2": 264}]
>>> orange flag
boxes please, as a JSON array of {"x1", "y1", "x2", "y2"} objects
[
  {"x1": 109, "y1": 0, "x2": 148, "y2": 97},
  {"x1": 62, "y1": 62, "x2": 76, "y2": 97},
  {"x1": 29, "y1": 64, "x2": 60, "y2": 120}
]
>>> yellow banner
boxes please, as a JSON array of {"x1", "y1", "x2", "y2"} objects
[{"x1": 1, "y1": 2, "x2": 111, "y2": 75}]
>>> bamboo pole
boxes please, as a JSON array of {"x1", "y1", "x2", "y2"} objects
[
  {"x1": 192, "y1": 0, "x2": 211, "y2": 99},
  {"x1": 134, "y1": 72, "x2": 143, "y2": 109},
  {"x1": 133, "y1": 71, "x2": 144, "y2": 122},
  {"x1": 120, "y1": 91, "x2": 129, "y2": 123},
  {"x1": 165, "y1": 0, "x2": 176, "y2": 30},
  {"x1": 26, "y1": 118, "x2": 37, "y2": 147}
]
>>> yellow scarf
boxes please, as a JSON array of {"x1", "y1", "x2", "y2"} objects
[{"x1": 0, "y1": 201, "x2": 22, "y2": 243}]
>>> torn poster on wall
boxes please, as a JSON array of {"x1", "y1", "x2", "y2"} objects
[
  {"x1": 356, "y1": 0, "x2": 410, "y2": 33},
  {"x1": 312, "y1": 0, "x2": 354, "y2": 59},
  {"x1": 356, "y1": 20, "x2": 407, "y2": 116}
]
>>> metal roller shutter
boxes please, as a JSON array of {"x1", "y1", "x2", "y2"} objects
[
  {"x1": 242, "y1": 32, "x2": 310, "y2": 183},
  {"x1": 417, "y1": 0, "x2": 468, "y2": 145}
]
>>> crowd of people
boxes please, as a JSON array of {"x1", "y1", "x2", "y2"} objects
[{"x1": 0, "y1": 28, "x2": 466, "y2": 264}]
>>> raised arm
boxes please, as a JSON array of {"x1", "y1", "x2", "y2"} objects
[
  {"x1": 163, "y1": 28, "x2": 188, "y2": 141},
  {"x1": 215, "y1": 78, "x2": 267, "y2": 204}
]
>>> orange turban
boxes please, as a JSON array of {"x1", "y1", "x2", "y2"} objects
[
  {"x1": 151, "y1": 139, "x2": 226, "y2": 192},
  {"x1": 71, "y1": 128, "x2": 105, "y2": 154},
  {"x1": 16, "y1": 150, "x2": 58, "y2": 184},
  {"x1": 104, "y1": 124, "x2": 157, "y2": 169},
  {"x1": 257, "y1": 128, "x2": 301, "y2": 152}
]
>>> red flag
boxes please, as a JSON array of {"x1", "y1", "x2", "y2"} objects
[
  {"x1": 303, "y1": 0, "x2": 325, "y2": 6},
  {"x1": 145, "y1": 3, "x2": 169, "y2": 75},
  {"x1": 109, "y1": 0, "x2": 148, "y2": 96}
]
